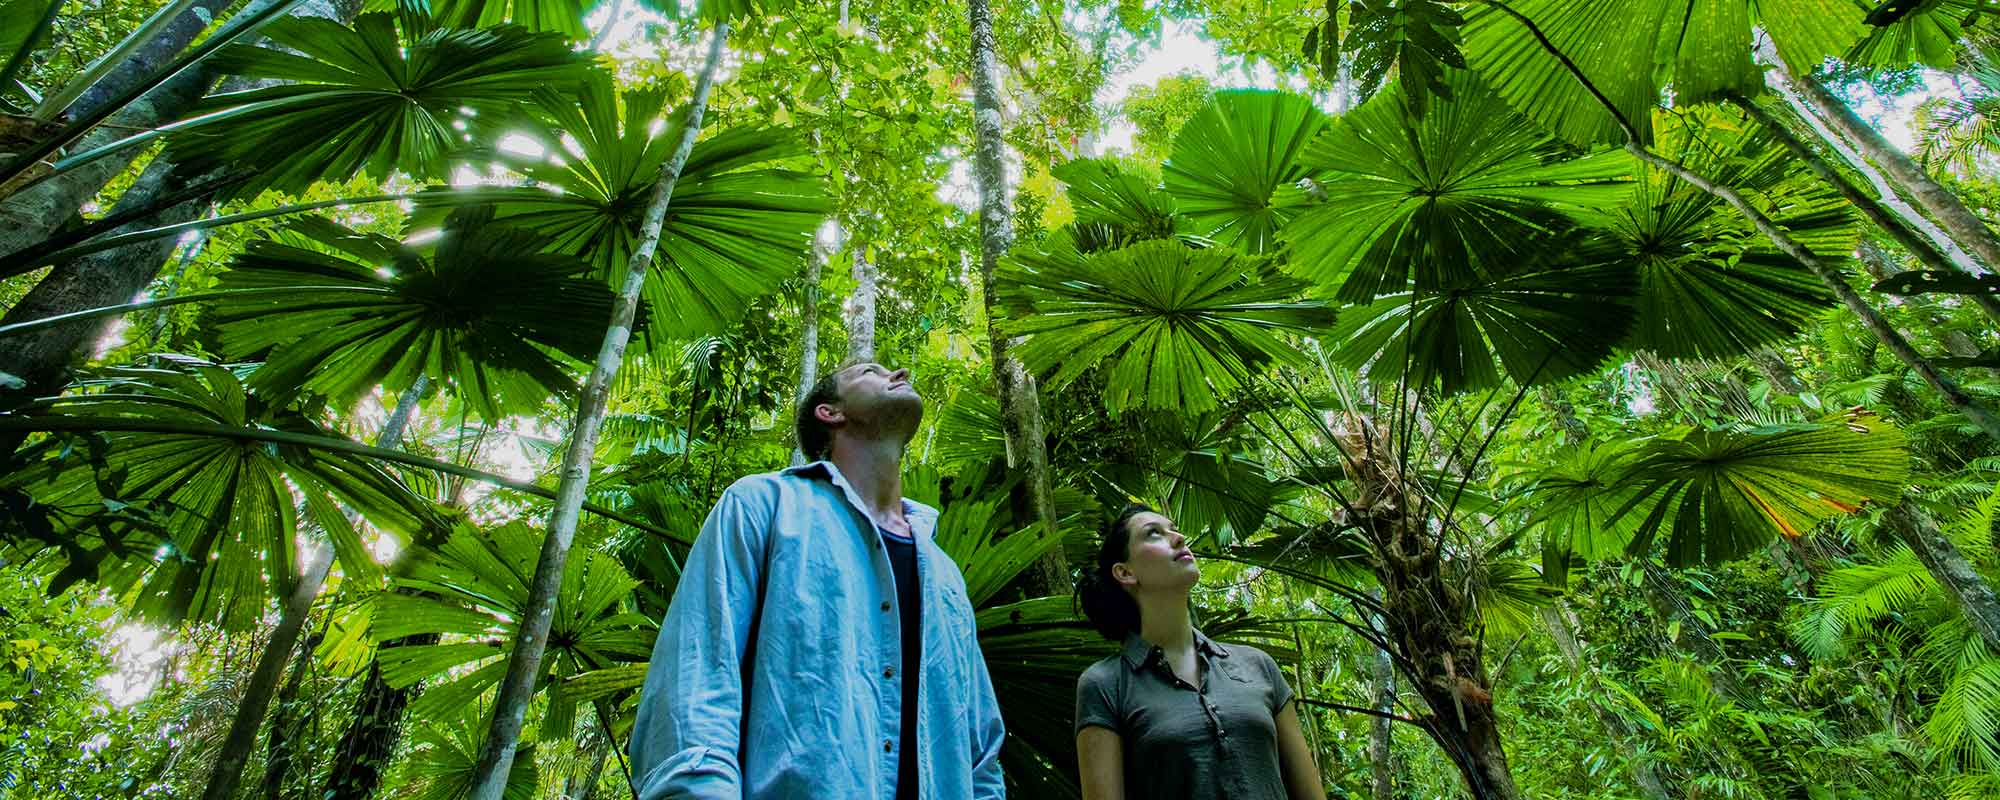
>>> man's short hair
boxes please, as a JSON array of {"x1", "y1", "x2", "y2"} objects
[{"x1": 795, "y1": 370, "x2": 843, "y2": 461}]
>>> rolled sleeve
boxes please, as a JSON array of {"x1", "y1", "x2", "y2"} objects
[
  {"x1": 1073, "y1": 663, "x2": 1120, "y2": 735},
  {"x1": 629, "y1": 480, "x2": 772, "y2": 800}
]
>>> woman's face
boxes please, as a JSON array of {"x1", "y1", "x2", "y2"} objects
[{"x1": 1114, "y1": 511, "x2": 1199, "y2": 594}]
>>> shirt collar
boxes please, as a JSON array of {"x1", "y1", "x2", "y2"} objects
[
  {"x1": 781, "y1": 459, "x2": 939, "y2": 538},
  {"x1": 1119, "y1": 629, "x2": 1230, "y2": 673}
]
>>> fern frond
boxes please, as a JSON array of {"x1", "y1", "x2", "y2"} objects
[{"x1": 1792, "y1": 547, "x2": 1938, "y2": 659}]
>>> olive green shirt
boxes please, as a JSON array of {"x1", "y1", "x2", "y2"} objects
[{"x1": 1074, "y1": 631, "x2": 1295, "y2": 800}]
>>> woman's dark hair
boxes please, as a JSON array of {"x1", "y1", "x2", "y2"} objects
[{"x1": 1076, "y1": 503, "x2": 1152, "y2": 642}]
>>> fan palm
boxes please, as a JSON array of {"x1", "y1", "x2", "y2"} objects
[
  {"x1": 208, "y1": 210, "x2": 618, "y2": 420},
  {"x1": 411, "y1": 71, "x2": 826, "y2": 341},
  {"x1": 154, "y1": 12, "x2": 587, "y2": 198},
  {"x1": 1460, "y1": 0, "x2": 1867, "y2": 146},
  {"x1": 0, "y1": 358, "x2": 440, "y2": 629},
  {"x1": 1161, "y1": 89, "x2": 1331, "y2": 254}
]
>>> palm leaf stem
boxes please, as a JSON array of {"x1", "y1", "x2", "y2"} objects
[
  {"x1": 465, "y1": 22, "x2": 731, "y2": 800},
  {"x1": 1484, "y1": 0, "x2": 2000, "y2": 442},
  {"x1": 28, "y1": 0, "x2": 201, "y2": 120},
  {"x1": 0, "y1": 0, "x2": 311, "y2": 192},
  {"x1": 0, "y1": 415, "x2": 685, "y2": 542},
  {"x1": 1440, "y1": 354, "x2": 1551, "y2": 545},
  {"x1": 0, "y1": 286, "x2": 398, "y2": 340},
  {"x1": 0, "y1": 193, "x2": 411, "y2": 276},
  {"x1": 1293, "y1": 696, "x2": 1425, "y2": 726},
  {"x1": 1725, "y1": 91, "x2": 2000, "y2": 326},
  {"x1": 0, "y1": 168, "x2": 244, "y2": 269}
]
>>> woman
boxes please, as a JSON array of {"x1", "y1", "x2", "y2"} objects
[{"x1": 1074, "y1": 504, "x2": 1325, "y2": 800}]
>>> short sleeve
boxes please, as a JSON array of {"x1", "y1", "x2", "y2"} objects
[
  {"x1": 1261, "y1": 649, "x2": 1295, "y2": 714},
  {"x1": 1074, "y1": 661, "x2": 1122, "y2": 735}
]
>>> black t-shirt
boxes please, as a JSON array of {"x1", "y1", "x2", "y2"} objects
[{"x1": 882, "y1": 532, "x2": 921, "y2": 800}]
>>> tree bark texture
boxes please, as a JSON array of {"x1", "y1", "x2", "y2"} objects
[
  {"x1": 844, "y1": 244, "x2": 876, "y2": 363},
  {"x1": 791, "y1": 251, "x2": 822, "y2": 466},
  {"x1": 968, "y1": 0, "x2": 1066, "y2": 593},
  {"x1": 1887, "y1": 502, "x2": 2000, "y2": 651},
  {"x1": 1367, "y1": 595, "x2": 1397, "y2": 800},
  {"x1": 199, "y1": 542, "x2": 334, "y2": 800},
  {"x1": 464, "y1": 23, "x2": 729, "y2": 800},
  {"x1": 1779, "y1": 57, "x2": 2000, "y2": 278},
  {"x1": 260, "y1": 625, "x2": 321, "y2": 800},
  {"x1": 1728, "y1": 92, "x2": 2000, "y2": 325}
]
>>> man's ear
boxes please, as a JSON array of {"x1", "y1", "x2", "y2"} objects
[{"x1": 813, "y1": 403, "x2": 845, "y2": 425}]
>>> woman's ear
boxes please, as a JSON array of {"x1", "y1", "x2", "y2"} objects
[{"x1": 1111, "y1": 561, "x2": 1137, "y2": 589}]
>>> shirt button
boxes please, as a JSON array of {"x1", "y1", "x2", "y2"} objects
[
  {"x1": 884, "y1": 740, "x2": 894, "y2": 753},
  {"x1": 884, "y1": 667, "x2": 895, "y2": 678},
  {"x1": 881, "y1": 601, "x2": 892, "y2": 611}
]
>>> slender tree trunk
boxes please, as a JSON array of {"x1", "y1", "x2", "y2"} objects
[
  {"x1": 1886, "y1": 502, "x2": 2000, "y2": 650},
  {"x1": 1727, "y1": 92, "x2": 2000, "y2": 325},
  {"x1": 968, "y1": 0, "x2": 1066, "y2": 592},
  {"x1": 1776, "y1": 56, "x2": 2000, "y2": 277},
  {"x1": 791, "y1": 250, "x2": 822, "y2": 466},
  {"x1": 464, "y1": 24, "x2": 729, "y2": 800},
  {"x1": 200, "y1": 542, "x2": 335, "y2": 800},
  {"x1": 260, "y1": 625, "x2": 321, "y2": 800},
  {"x1": 1538, "y1": 605, "x2": 1674, "y2": 800},
  {"x1": 1746, "y1": 348, "x2": 1804, "y2": 395},
  {"x1": 1367, "y1": 593, "x2": 1397, "y2": 800},
  {"x1": 565, "y1": 726, "x2": 611, "y2": 800},
  {"x1": 844, "y1": 244, "x2": 876, "y2": 363}
]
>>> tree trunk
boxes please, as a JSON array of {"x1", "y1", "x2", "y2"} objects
[
  {"x1": 1886, "y1": 502, "x2": 2000, "y2": 651},
  {"x1": 260, "y1": 625, "x2": 321, "y2": 800},
  {"x1": 1777, "y1": 56, "x2": 2000, "y2": 278},
  {"x1": 1535, "y1": 387, "x2": 1590, "y2": 447},
  {"x1": 1620, "y1": 141, "x2": 2000, "y2": 442},
  {"x1": 844, "y1": 244, "x2": 876, "y2": 363},
  {"x1": 1538, "y1": 605, "x2": 1674, "y2": 800},
  {"x1": 564, "y1": 726, "x2": 611, "y2": 800},
  {"x1": 968, "y1": 0, "x2": 1066, "y2": 593},
  {"x1": 1763, "y1": 66, "x2": 1981, "y2": 276},
  {"x1": 791, "y1": 250, "x2": 822, "y2": 466},
  {"x1": 200, "y1": 542, "x2": 334, "y2": 800},
  {"x1": 1367, "y1": 594, "x2": 1397, "y2": 800},
  {"x1": 1746, "y1": 348, "x2": 1804, "y2": 396},
  {"x1": 464, "y1": 23, "x2": 729, "y2": 800},
  {"x1": 1727, "y1": 92, "x2": 2000, "y2": 325}
]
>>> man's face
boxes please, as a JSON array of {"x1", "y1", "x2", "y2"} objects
[{"x1": 826, "y1": 362, "x2": 922, "y2": 432}]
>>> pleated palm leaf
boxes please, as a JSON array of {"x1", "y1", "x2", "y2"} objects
[
  {"x1": 412, "y1": 71, "x2": 826, "y2": 341},
  {"x1": 163, "y1": 13, "x2": 587, "y2": 198},
  {"x1": 1460, "y1": 0, "x2": 1867, "y2": 145},
  {"x1": 1279, "y1": 73, "x2": 1632, "y2": 305},
  {"x1": 1, "y1": 358, "x2": 441, "y2": 629},
  {"x1": 996, "y1": 239, "x2": 1337, "y2": 416},
  {"x1": 370, "y1": 522, "x2": 655, "y2": 737},
  {"x1": 1161, "y1": 90, "x2": 1332, "y2": 254},
  {"x1": 1595, "y1": 107, "x2": 1854, "y2": 359},
  {"x1": 208, "y1": 211, "x2": 617, "y2": 420},
  {"x1": 401, "y1": 700, "x2": 541, "y2": 800}
]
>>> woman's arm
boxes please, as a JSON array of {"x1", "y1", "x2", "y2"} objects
[
  {"x1": 1075, "y1": 726, "x2": 1125, "y2": 800},
  {"x1": 1274, "y1": 701, "x2": 1326, "y2": 800}
]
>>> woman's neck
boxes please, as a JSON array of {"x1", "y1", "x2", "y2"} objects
[{"x1": 1135, "y1": 589, "x2": 1195, "y2": 654}]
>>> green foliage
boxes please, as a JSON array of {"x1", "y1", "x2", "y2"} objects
[
  {"x1": 1162, "y1": 89, "x2": 1331, "y2": 254},
  {"x1": 1342, "y1": 0, "x2": 1463, "y2": 114}
]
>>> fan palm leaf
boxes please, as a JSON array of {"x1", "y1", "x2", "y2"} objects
[
  {"x1": 412, "y1": 72, "x2": 825, "y2": 340},
  {"x1": 1280, "y1": 73, "x2": 1631, "y2": 305},
  {"x1": 1595, "y1": 107, "x2": 1852, "y2": 359},
  {"x1": 370, "y1": 522, "x2": 656, "y2": 733},
  {"x1": 1162, "y1": 90, "x2": 1332, "y2": 254},
  {"x1": 208, "y1": 211, "x2": 615, "y2": 420},
  {"x1": 1461, "y1": 0, "x2": 1867, "y2": 146},
  {"x1": 2, "y1": 359, "x2": 441, "y2": 629},
  {"x1": 165, "y1": 13, "x2": 587, "y2": 197},
  {"x1": 997, "y1": 239, "x2": 1337, "y2": 416}
]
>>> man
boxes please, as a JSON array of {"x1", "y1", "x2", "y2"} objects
[{"x1": 631, "y1": 362, "x2": 1007, "y2": 799}]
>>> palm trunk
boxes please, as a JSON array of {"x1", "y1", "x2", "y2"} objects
[
  {"x1": 1539, "y1": 605, "x2": 1674, "y2": 800},
  {"x1": 1777, "y1": 56, "x2": 2000, "y2": 278},
  {"x1": 967, "y1": 0, "x2": 1065, "y2": 592},
  {"x1": 1886, "y1": 502, "x2": 2000, "y2": 650},
  {"x1": 844, "y1": 244, "x2": 876, "y2": 362},
  {"x1": 790, "y1": 250, "x2": 822, "y2": 466},
  {"x1": 464, "y1": 23, "x2": 729, "y2": 800},
  {"x1": 1726, "y1": 92, "x2": 2000, "y2": 325},
  {"x1": 199, "y1": 542, "x2": 335, "y2": 800}
]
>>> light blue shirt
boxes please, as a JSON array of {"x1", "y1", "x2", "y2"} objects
[{"x1": 630, "y1": 461, "x2": 1007, "y2": 799}]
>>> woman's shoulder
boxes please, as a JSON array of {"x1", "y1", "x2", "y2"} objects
[
  {"x1": 1211, "y1": 637, "x2": 1282, "y2": 671},
  {"x1": 1077, "y1": 651, "x2": 1130, "y2": 691}
]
